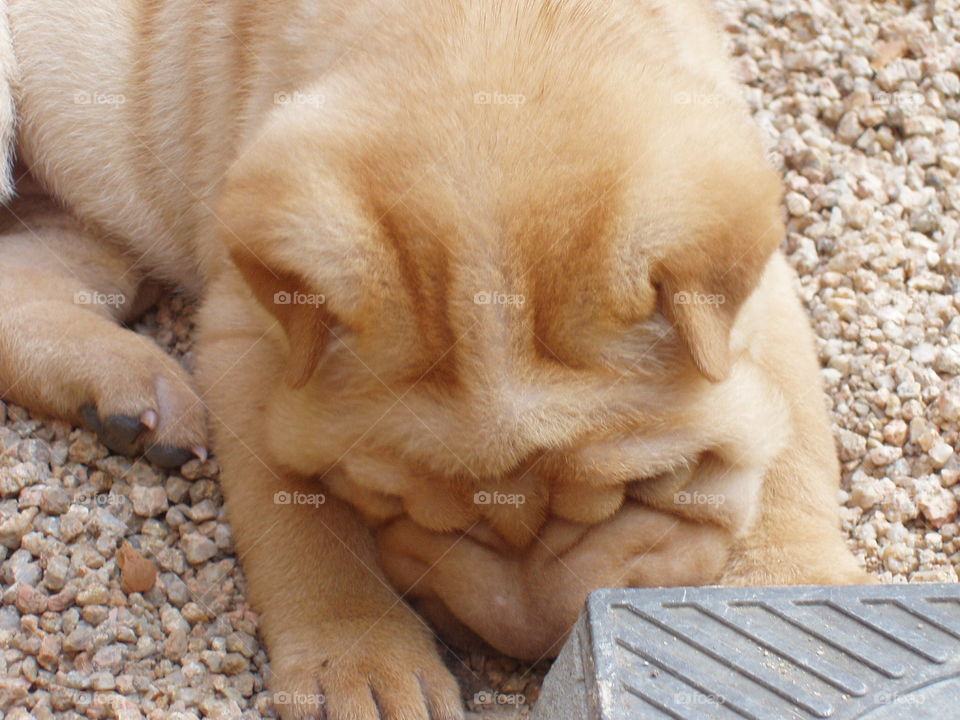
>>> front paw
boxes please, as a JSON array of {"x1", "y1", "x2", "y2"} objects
[
  {"x1": 269, "y1": 617, "x2": 463, "y2": 720},
  {"x1": 78, "y1": 343, "x2": 208, "y2": 468},
  {"x1": 723, "y1": 543, "x2": 877, "y2": 586}
]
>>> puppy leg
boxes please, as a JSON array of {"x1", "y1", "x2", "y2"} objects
[
  {"x1": 0, "y1": 191, "x2": 206, "y2": 466},
  {"x1": 195, "y1": 278, "x2": 463, "y2": 720},
  {"x1": 722, "y1": 437, "x2": 873, "y2": 586},
  {"x1": 722, "y1": 262, "x2": 872, "y2": 586},
  {"x1": 721, "y1": 440, "x2": 871, "y2": 590}
]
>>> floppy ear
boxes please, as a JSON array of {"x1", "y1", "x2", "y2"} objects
[
  {"x1": 658, "y1": 182, "x2": 784, "y2": 382},
  {"x1": 658, "y1": 265, "x2": 744, "y2": 382},
  {"x1": 228, "y1": 246, "x2": 333, "y2": 388}
]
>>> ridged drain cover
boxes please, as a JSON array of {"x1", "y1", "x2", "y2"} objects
[{"x1": 533, "y1": 584, "x2": 960, "y2": 719}]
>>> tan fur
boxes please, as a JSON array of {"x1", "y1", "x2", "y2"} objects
[
  {"x1": 0, "y1": 0, "x2": 871, "y2": 717},
  {"x1": 0, "y1": 0, "x2": 16, "y2": 200}
]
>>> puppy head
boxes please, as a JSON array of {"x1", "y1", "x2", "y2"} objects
[{"x1": 214, "y1": 13, "x2": 784, "y2": 479}]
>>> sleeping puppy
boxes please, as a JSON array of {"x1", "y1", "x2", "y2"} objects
[{"x1": 0, "y1": 0, "x2": 872, "y2": 717}]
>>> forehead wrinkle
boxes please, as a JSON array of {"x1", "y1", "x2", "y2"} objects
[
  {"x1": 516, "y1": 169, "x2": 627, "y2": 363},
  {"x1": 376, "y1": 205, "x2": 461, "y2": 384}
]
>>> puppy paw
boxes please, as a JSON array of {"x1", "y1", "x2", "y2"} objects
[
  {"x1": 723, "y1": 545, "x2": 876, "y2": 587},
  {"x1": 269, "y1": 619, "x2": 463, "y2": 720},
  {"x1": 79, "y1": 336, "x2": 207, "y2": 467}
]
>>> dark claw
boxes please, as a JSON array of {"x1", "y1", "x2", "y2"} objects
[
  {"x1": 80, "y1": 404, "x2": 103, "y2": 435},
  {"x1": 82, "y1": 405, "x2": 196, "y2": 468},
  {"x1": 145, "y1": 444, "x2": 194, "y2": 469},
  {"x1": 100, "y1": 414, "x2": 147, "y2": 456}
]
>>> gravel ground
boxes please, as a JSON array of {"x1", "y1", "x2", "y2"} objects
[{"x1": 1, "y1": 0, "x2": 959, "y2": 718}]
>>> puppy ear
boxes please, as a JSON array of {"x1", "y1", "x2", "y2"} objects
[
  {"x1": 658, "y1": 177, "x2": 784, "y2": 382},
  {"x1": 659, "y1": 270, "x2": 741, "y2": 382},
  {"x1": 228, "y1": 246, "x2": 332, "y2": 388}
]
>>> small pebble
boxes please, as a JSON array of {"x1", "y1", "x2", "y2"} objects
[
  {"x1": 181, "y1": 533, "x2": 217, "y2": 565},
  {"x1": 117, "y1": 542, "x2": 158, "y2": 594},
  {"x1": 130, "y1": 486, "x2": 169, "y2": 518}
]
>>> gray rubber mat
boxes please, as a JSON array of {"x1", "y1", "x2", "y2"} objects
[{"x1": 532, "y1": 584, "x2": 960, "y2": 720}]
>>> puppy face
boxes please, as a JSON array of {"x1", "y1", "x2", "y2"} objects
[{"x1": 216, "y1": 18, "x2": 784, "y2": 499}]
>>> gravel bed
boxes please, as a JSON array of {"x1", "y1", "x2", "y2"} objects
[{"x1": 1, "y1": 0, "x2": 959, "y2": 718}]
